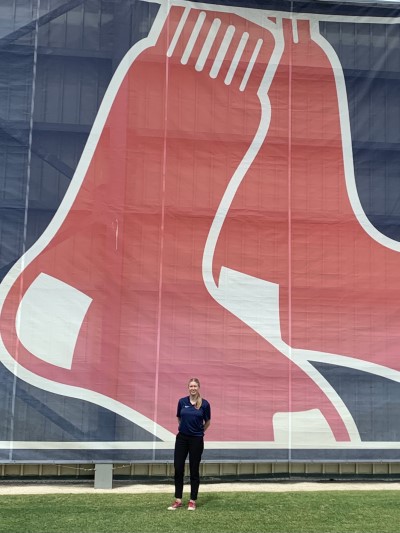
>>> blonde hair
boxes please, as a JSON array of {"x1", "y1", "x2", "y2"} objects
[{"x1": 188, "y1": 377, "x2": 202, "y2": 409}]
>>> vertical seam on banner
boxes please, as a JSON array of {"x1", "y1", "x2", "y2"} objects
[
  {"x1": 153, "y1": 1, "x2": 171, "y2": 455},
  {"x1": 10, "y1": 0, "x2": 42, "y2": 462},
  {"x1": 288, "y1": 4, "x2": 294, "y2": 463}
]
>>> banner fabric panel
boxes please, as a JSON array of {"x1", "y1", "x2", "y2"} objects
[{"x1": 0, "y1": 0, "x2": 400, "y2": 462}]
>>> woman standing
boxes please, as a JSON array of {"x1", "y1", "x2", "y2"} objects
[{"x1": 168, "y1": 378, "x2": 211, "y2": 511}]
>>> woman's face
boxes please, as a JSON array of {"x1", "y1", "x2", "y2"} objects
[{"x1": 188, "y1": 381, "x2": 199, "y2": 397}]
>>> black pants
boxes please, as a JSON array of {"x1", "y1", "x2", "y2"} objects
[{"x1": 173, "y1": 432, "x2": 204, "y2": 501}]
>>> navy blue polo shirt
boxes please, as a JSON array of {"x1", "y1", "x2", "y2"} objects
[{"x1": 176, "y1": 396, "x2": 211, "y2": 437}]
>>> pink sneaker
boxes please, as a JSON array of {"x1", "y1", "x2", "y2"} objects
[
  {"x1": 167, "y1": 501, "x2": 183, "y2": 511},
  {"x1": 187, "y1": 501, "x2": 196, "y2": 511}
]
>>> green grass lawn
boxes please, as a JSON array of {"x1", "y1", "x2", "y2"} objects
[{"x1": 0, "y1": 491, "x2": 399, "y2": 533}]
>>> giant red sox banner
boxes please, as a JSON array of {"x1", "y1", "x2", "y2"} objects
[{"x1": 0, "y1": 0, "x2": 400, "y2": 462}]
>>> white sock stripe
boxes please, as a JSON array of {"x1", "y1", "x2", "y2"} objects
[
  {"x1": 195, "y1": 18, "x2": 222, "y2": 72},
  {"x1": 167, "y1": 7, "x2": 191, "y2": 57},
  {"x1": 292, "y1": 18, "x2": 299, "y2": 43},
  {"x1": 224, "y1": 31, "x2": 249, "y2": 85},
  {"x1": 209, "y1": 24, "x2": 236, "y2": 79},
  {"x1": 181, "y1": 11, "x2": 206, "y2": 65},
  {"x1": 239, "y1": 38, "x2": 263, "y2": 91},
  {"x1": 167, "y1": 9, "x2": 266, "y2": 93}
]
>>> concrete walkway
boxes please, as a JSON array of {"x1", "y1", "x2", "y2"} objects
[{"x1": 1, "y1": 480, "x2": 400, "y2": 495}]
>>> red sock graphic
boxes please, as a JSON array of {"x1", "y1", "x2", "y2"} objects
[
  {"x1": 286, "y1": 20, "x2": 400, "y2": 368},
  {"x1": 0, "y1": 10, "x2": 350, "y2": 441},
  {"x1": 214, "y1": 15, "x2": 400, "y2": 433}
]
